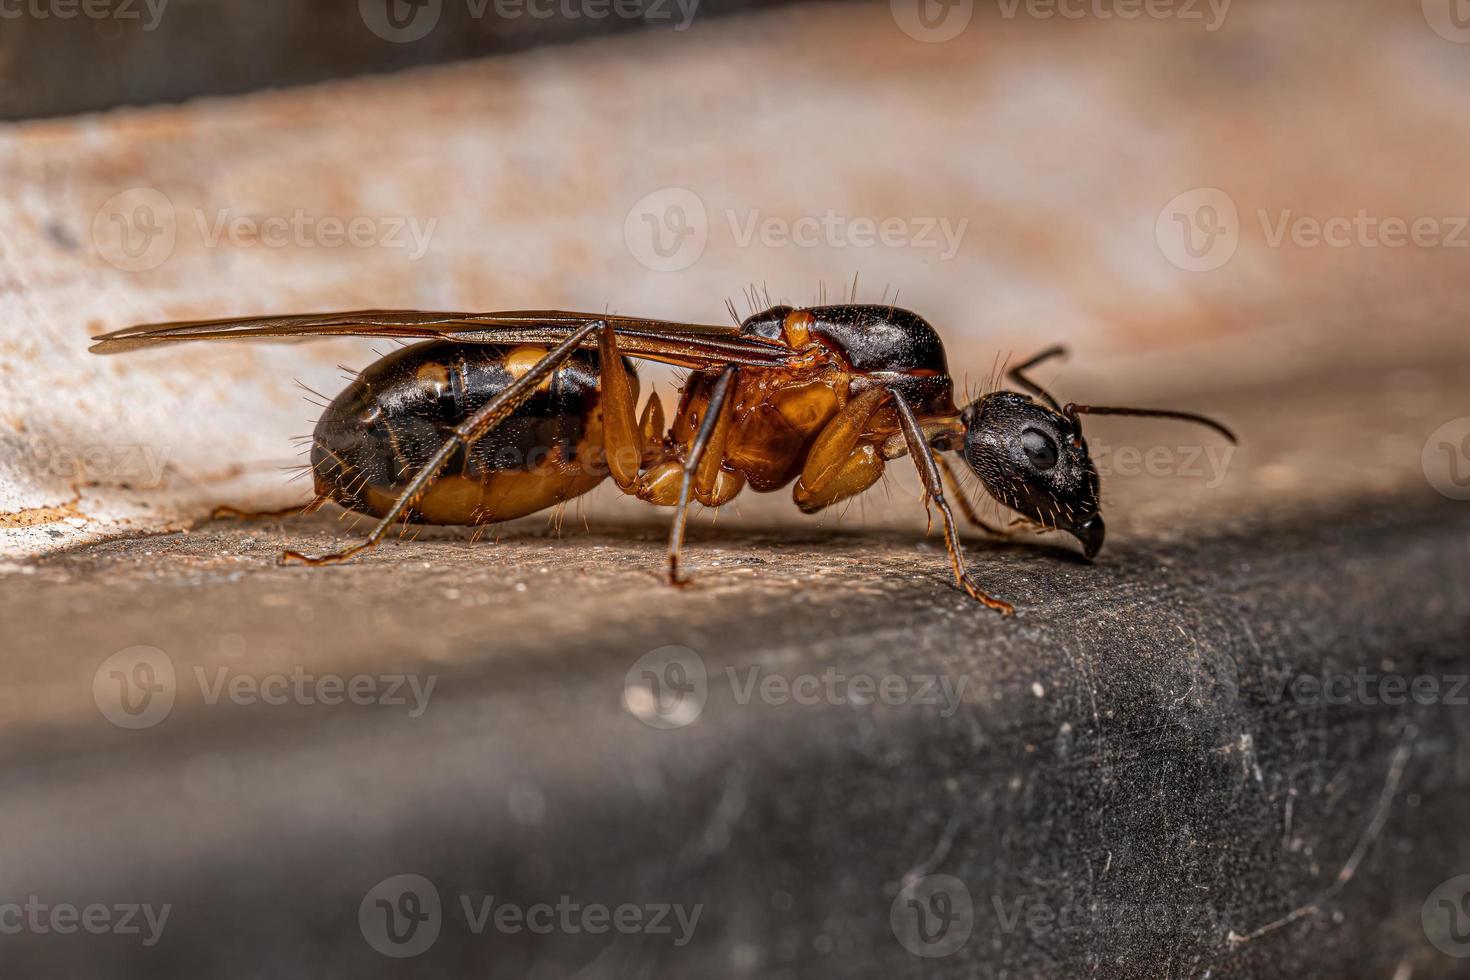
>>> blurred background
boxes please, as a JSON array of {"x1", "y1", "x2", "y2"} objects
[
  {"x1": 2, "y1": 0, "x2": 1468, "y2": 548},
  {"x1": 2, "y1": 1, "x2": 1470, "y2": 977}
]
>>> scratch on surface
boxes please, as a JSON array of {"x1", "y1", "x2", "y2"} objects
[
  {"x1": 901, "y1": 811, "x2": 961, "y2": 889},
  {"x1": 1226, "y1": 732, "x2": 1415, "y2": 948}
]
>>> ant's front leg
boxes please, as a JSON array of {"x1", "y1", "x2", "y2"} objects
[
  {"x1": 879, "y1": 429, "x2": 1011, "y2": 538},
  {"x1": 891, "y1": 390, "x2": 1015, "y2": 615},
  {"x1": 664, "y1": 366, "x2": 738, "y2": 587}
]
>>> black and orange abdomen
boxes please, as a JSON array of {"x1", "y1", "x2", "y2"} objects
[{"x1": 311, "y1": 340, "x2": 629, "y2": 524}]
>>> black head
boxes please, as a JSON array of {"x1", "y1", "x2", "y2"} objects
[{"x1": 960, "y1": 391, "x2": 1105, "y2": 558}]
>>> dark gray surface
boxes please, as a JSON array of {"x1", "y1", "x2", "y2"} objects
[{"x1": 2, "y1": 488, "x2": 1468, "y2": 978}]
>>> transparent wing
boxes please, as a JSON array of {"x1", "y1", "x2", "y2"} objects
[{"x1": 89, "y1": 309, "x2": 791, "y2": 368}]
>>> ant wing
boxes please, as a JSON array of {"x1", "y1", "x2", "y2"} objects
[{"x1": 89, "y1": 309, "x2": 792, "y2": 368}]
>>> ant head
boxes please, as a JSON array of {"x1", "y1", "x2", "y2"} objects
[{"x1": 959, "y1": 392, "x2": 1105, "y2": 559}]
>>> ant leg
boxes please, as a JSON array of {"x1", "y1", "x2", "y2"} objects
[
  {"x1": 794, "y1": 387, "x2": 890, "y2": 502},
  {"x1": 932, "y1": 454, "x2": 1010, "y2": 537},
  {"x1": 666, "y1": 365, "x2": 737, "y2": 587},
  {"x1": 282, "y1": 320, "x2": 604, "y2": 565},
  {"x1": 892, "y1": 389, "x2": 1015, "y2": 615},
  {"x1": 213, "y1": 497, "x2": 325, "y2": 521},
  {"x1": 597, "y1": 322, "x2": 645, "y2": 491},
  {"x1": 1007, "y1": 345, "x2": 1067, "y2": 413}
]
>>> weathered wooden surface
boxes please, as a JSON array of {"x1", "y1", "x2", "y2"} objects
[
  {"x1": 4, "y1": 348, "x2": 1469, "y2": 976},
  {"x1": 3, "y1": 2, "x2": 1470, "y2": 977}
]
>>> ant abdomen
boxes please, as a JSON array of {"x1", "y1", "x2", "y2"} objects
[{"x1": 310, "y1": 340, "x2": 615, "y2": 525}]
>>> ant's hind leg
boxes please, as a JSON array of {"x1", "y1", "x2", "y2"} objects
[
  {"x1": 212, "y1": 497, "x2": 325, "y2": 522},
  {"x1": 891, "y1": 390, "x2": 1015, "y2": 615},
  {"x1": 282, "y1": 320, "x2": 604, "y2": 566}
]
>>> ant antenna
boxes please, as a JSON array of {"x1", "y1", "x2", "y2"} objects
[{"x1": 1063, "y1": 403, "x2": 1237, "y2": 444}]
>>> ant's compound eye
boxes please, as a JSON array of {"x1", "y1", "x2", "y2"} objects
[{"x1": 1020, "y1": 427, "x2": 1058, "y2": 470}]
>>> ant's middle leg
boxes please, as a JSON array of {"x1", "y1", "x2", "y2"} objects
[
  {"x1": 932, "y1": 455, "x2": 1010, "y2": 538},
  {"x1": 664, "y1": 365, "x2": 738, "y2": 587},
  {"x1": 1007, "y1": 345, "x2": 1067, "y2": 412}
]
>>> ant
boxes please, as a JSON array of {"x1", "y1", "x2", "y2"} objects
[{"x1": 92, "y1": 303, "x2": 1235, "y2": 614}]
